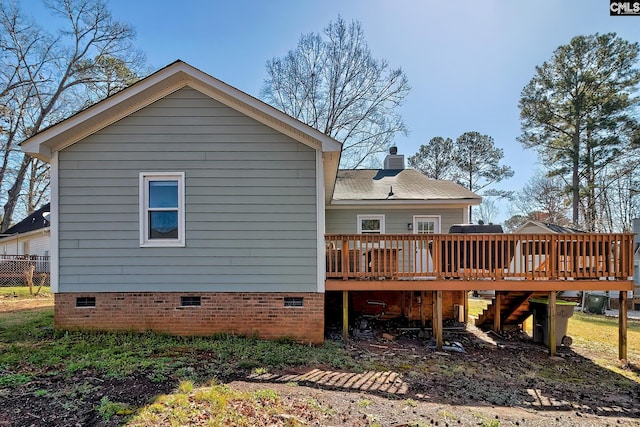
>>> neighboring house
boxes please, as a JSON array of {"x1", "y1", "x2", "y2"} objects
[
  {"x1": 19, "y1": 61, "x2": 635, "y2": 358},
  {"x1": 0, "y1": 203, "x2": 51, "y2": 257},
  {"x1": 0, "y1": 204, "x2": 50, "y2": 285},
  {"x1": 512, "y1": 220, "x2": 584, "y2": 284},
  {"x1": 634, "y1": 245, "x2": 640, "y2": 310},
  {"x1": 513, "y1": 220, "x2": 584, "y2": 235}
]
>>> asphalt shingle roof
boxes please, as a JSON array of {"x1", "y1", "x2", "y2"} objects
[
  {"x1": 522, "y1": 220, "x2": 585, "y2": 234},
  {"x1": 332, "y1": 169, "x2": 481, "y2": 202},
  {"x1": 4, "y1": 203, "x2": 50, "y2": 235}
]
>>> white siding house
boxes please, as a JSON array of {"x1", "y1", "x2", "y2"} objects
[{"x1": 0, "y1": 204, "x2": 51, "y2": 257}]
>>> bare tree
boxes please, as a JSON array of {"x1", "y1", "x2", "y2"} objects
[
  {"x1": 0, "y1": 0, "x2": 145, "y2": 230},
  {"x1": 26, "y1": 158, "x2": 49, "y2": 213},
  {"x1": 591, "y1": 156, "x2": 640, "y2": 232},
  {"x1": 512, "y1": 172, "x2": 572, "y2": 226},
  {"x1": 476, "y1": 198, "x2": 499, "y2": 225},
  {"x1": 503, "y1": 214, "x2": 528, "y2": 233},
  {"x1": 261, "y1": 16, "x2": 410, "y2": 168}
]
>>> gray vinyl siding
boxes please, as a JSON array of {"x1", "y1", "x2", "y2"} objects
[
  {"x1": 325, "y1": 208, "x2": 465, "y2": 234},
  {"x1": 326, "y1": 208, "x2": 466, "y2": 273},
  {"x1": 57, "y1": 87, "x2": 317, "y2": 293}
]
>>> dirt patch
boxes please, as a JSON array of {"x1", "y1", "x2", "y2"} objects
[
  {"x1": 225, "y1": 380, "x2": 621, "y2": 427},
  {"x1": 2, "y1": 328, "x2": 639, "y2": 426},
  {"x1": 1, "y1": 297, "x2": 639, "y2": 426},
  {"x1": 229, "y1": 328, "x2": 640, "y2": 426},
  {"x1": 0, "y1": 293, "x2": 53, "y2": 312},
  {"x1": 0, "y1": 373, "x2": 175, "y2": 427}
]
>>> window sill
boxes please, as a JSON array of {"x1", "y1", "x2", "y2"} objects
[{"x1": 140, "y1": 241, "x2": 186, "y2": 248}]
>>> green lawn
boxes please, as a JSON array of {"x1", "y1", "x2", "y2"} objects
[
  {"x1": 0, "y1": 285, "x2": 51, "y2": 298},
  {"x1": 2, "y1": 291, "x2": 639, "y2": 426},
  {"x1": 468, "y1": 296, "x2": 640, "y2": 361},
  {"x1": 0, "y1": 299, "x2": 359, "y2": 386},
  {"x1": 0, "y1": 300, "x2": 362, "y2": 425}
]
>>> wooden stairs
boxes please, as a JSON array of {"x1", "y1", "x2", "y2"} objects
[{"x1": 474, "y1": 291, "x2": 551, "y2": 329}]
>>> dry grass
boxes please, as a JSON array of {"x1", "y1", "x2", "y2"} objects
[
  {"x1": 468, "y1": 295, "x2": 640, "y2": 360},
  {"x1": 467, "y1": 297, "x2": 490, "y2": 318},
  {"x1": 0, "y1": 285, "x2": 51, "y2": 298},
  {"x1": 2, "y1": 289, "x2": 639, "y2": 426},
  {"x1": 571, "y1": 312, "x2": 640, "y2": 354},
  {"x1": 0, "y1": 286, "x2": 53, "y2": 316},
  {"x1": 128, "y1": 380, "x2": 324, "y2": 426}
]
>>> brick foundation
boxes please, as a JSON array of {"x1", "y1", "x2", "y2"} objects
[{"x1": 54, "y1": 292, "x2": 325, "y2": 344}]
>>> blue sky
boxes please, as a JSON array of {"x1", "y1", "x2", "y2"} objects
[{"x1": 33, "y1": 0, "x2": 640, "y2": 222}]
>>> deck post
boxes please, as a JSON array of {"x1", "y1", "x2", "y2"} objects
[
  {"x1": 342, "y1": 290, "x2": 349, "y2": 343},
  {"x1": 408, "y1": 291, "x2": 413, "y2": 322},
  {"x1": 548, "y1": 291, "x2": 556, "y2": 356},
  {"x1": 433, "y1": 290, "x2": 443, "y2": 350},
  {"x1": 493, "y1": 291, "x2": 502, "y2": 333},
  {"x1": 619, "y1": 290, "x2": 628, "y2": 362},
  {"x1": 464, "y1": 290, "x2": 469, "y2": 323},
  {"x1": 420, "y1": 290, "x2": 426, "y2": 328}
]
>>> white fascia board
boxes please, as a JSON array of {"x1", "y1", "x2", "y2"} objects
[
  {"x1": 50, "y1": 152, "x2": 59, "y2": 293},
  {"x1": 0, "y1": 228, "x2": 50, "y2": 244},
  {"x1": 328, "y1": 199, "x2": 482, "y2": 208}
]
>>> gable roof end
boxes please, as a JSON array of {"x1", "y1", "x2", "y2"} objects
[
  {"x1": 20, "y1": 61, "x2": 342, "y2": 204},
  {"x1": 513, "y1": 220, "x2": 585, "y2": 234},
  {"x1": 20, "y1": 60, "x2": 342, "y2": 160}
]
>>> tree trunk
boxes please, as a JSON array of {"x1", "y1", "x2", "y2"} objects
[
  {"x1": 571, "y1": 130, "x2": 580, "y2": 226},
  {"x1": 1, "y1": 154, "x2": 31, "y2": 232}
]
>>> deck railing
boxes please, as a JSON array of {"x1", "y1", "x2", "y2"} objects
[{"x1": 325, "y1": 233, "x2": 634, "y2": 281}]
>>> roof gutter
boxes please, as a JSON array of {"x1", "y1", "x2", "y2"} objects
[{"x1": 328, "y1": 199, "x2": 482, "y2": 207}]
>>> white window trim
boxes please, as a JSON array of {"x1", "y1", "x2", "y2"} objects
[
  {"x1": 357, "y1": 214, "x2": 385, "y2": 234},
  {"x1": 413, "y1": 215, "x2": 442, "y2": 234},
  {"x1": 139, "y1": 172, "x2": 185, "y2": 248}
]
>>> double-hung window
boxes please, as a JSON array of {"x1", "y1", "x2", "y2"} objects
[
  {"x1": 357, "y1": 214, "x2": 385, "y2": 234},
  {"x1": 140, "y1": 172, "x2": 185, "y2": 247}
]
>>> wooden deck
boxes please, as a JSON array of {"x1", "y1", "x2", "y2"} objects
[
  {"x1": 325, "y1": 233, "x2": 634, "y2": 291},
  {"x1": 325, "y1": 233, "x2": 634, "y2": 360}
]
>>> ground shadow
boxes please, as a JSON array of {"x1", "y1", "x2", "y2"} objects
[
  {"x1": 2, "y1": 300, "x2": 640, "y2": 426},
  {"x1": 320, "y1": 326, "x2": 640, "y2": 421}
]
